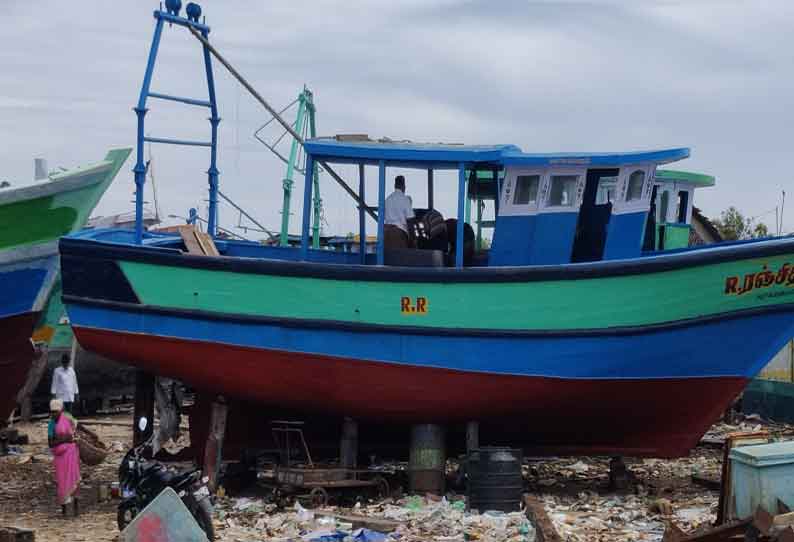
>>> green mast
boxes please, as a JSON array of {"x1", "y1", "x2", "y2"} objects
[
  {"x1": 281, "y1": 89, "x2": 307, "y2": 246},
  {"x1": 254, "y1": 86, "x2": 323, "y2": 248},
  {"x1": 307, "y1": 94, "x2": 322, "y2": 249}
]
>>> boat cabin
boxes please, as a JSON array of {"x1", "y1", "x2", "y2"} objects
[
  {"x1": 643, "y1": 169, "x2": 716, "y2": 252},
  {"x1": 299, "y1": 137, "x2": 693, "y2": 268},
  {"x1": 122, "y1": 136, "x2": 710, "y2": 270}
]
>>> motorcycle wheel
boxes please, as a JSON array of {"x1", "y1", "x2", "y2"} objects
[
  {"x1": 117, "y1": 499, "x2": 139, "y2": 532},
  {"x1": 183, "y1": 493, "x2": 215, "y2": 541}
]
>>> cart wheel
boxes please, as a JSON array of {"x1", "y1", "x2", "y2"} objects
[
  {"x1": 274, "y1": 488, "x2": 291, "y2": 509},
  {"x1": 372, "y1": 476, "x2": 390, "y2": 501},
  {"x1": 309, "y1": 487, "x2": 329, "y2": 509}
]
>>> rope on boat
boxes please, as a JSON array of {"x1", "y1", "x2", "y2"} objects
[
  {"x1": 188, "y1": 27, "x2": 377, "y2": 221},
  {"x1": 217, "y1": 189, "x2": 278, "y2": 240}
]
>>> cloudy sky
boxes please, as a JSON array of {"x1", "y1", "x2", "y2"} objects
[{"x1": 2, "y1": 0, "x2": 792, "y2": 238}]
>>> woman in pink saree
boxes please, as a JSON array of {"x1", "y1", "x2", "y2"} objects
[{"x1": 48, "y1": 399, "x2": 81, "y2": 516}]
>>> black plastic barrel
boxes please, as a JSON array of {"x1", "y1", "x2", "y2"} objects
[{"x1": 466, "y1": 447, "x2": 523, "y2": 512}]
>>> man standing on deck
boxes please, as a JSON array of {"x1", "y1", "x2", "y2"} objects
[
  {"x1": 51, "y1": 354, "x2": 79, "y2": 414},
  {"x1": 384, "y1": 175, "x2": 414, "y2": 249}
]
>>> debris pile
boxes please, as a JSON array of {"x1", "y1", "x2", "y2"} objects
[
  {"x1": 525, "y1": 453, "x2": 721, "y2": 541},
  {"x1": 215, "y1": 496, "x2": 536, "y2": 542},
  {"x1": 701, "y1": 415, "x2": 794, "y2": 445},
  {"x1": 542, "y1": 493, "x2": 714, "y2": 541}
]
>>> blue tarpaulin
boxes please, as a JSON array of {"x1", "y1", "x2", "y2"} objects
[{"x1": 307, "y1": 528, "x2": 389, "y2": 542}]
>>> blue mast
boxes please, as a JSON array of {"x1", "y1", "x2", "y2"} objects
[{"x1": 133, "y1": 2, "x2": 219, "y2": 243}]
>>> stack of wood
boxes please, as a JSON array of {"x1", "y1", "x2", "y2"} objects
[{"x1": 178, "y1": 225, "x2": 219, "y2": 256}]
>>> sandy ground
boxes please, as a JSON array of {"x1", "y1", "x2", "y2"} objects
[
  {"x1": 1, "y1": 413, "x2": 791, "y2": 541},
  {"x1": 0, "y1": 417, "x2": 131, "y2": 542}
]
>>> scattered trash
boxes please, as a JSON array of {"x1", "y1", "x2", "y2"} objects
[
  {"x1": 214, "y1": 494, "x2": 534, "y2": 541},
  {"x1": 296, "y1": 501, "x2": 316, "y2": 522},
  {"x1": 649, "y1": 498, "x2": 673, "y2": 516}
]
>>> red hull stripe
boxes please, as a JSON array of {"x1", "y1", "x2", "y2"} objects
[
  {"x1": 74, "y1": 325, "x2": 748, "y2": 457},
  {"x1": 0, "y1": 313, "x2": 37, "y2": 418}
]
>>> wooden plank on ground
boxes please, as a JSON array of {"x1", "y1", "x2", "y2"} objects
[
  {"x1": 691, "y1": 472, "x2": 722, "y2": 491},
  {"x1": 524, "y1": 495, "x2": 562, "y2": 542},
  {"x1": 0, "y1": 526, "x2": 35, "y2": 542},
  {"x1": 326, "y1": 513, "x2": 401, "y2": 533},
  {"x1": 665, "y1": 519, "x2": 751, "y2": 541}
]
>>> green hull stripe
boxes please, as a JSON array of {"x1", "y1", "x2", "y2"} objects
[{"x1": 119, "y1": 252, "x2": 794, "y2": 331}]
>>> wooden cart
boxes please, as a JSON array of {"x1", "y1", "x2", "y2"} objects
[
  {"x1": 272, "y1": 466, "x2": 390, "y2": 508},
  {"x1": 261, "y1": 421, "x2": 390, "y2": 508}
]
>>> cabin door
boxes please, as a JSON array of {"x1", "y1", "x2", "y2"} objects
[
  {"x1": 571, "y1": 169, "x2": 619, "y2": 263},
  {"x1": 642, "y1": 185, "x2": 659, "y2": 251}
]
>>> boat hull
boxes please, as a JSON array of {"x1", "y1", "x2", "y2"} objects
[
  {"x1": 0, "y1": 313, "x2": 37, "y2": 419},
  {"x1": 0, "y1": 250, "x2": 59, "y2": 320},
  {"x1": 0, "y1": 148, "x2": 131, "y2": 415},
  {"x1": 69, "y1": 304, "x2": 790, "y2": 457},
  {"x1": 61, "y1": 234, "x2": 794, "y2": 457},
  {"x1": 77, "y1": 324, "x2": 747, "y2": 457}
]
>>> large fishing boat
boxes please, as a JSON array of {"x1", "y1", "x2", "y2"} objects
[
  {"x1": 60, "y1": 141, "x2": 794, "y2": 457},
  {"x1": 0, "y1": 148, "x2": 130, "y2": 418},
  {"x1": 60, "y1": 6, "x2": 794, "y2": 457}
]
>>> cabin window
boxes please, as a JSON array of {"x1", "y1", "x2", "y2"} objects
[
  {"x1": 677, "y1": 190, "x2": 689, "y2": 223},
  {"x1": 659, "y1": 190, "x2": 670, "y2": 223},
  {"x1": 548, "y1": 175, "x2": 578, "y2": 207},
  {"x1": 513, "y1": 175, "x2": 540, "y2": 206},
  {"x1": 626, "y1": 170, "x2": 645, "y2": 201},
  {"x1": 595, "y1": 176, "x2": 618, "y2": 205}
]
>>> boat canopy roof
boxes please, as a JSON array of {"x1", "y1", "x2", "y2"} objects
[
  {"x1": 655, "y1": 169, "x2": 716, "y2": 187},
  {"x1": 304, "y1": 137, "x2": 516, "y2": 168},
  {"x1": 304, "y1": 136, "x2": 690, "y2": 169}
]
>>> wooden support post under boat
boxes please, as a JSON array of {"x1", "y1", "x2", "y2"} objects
[
  {"x1": 340, "y1": 417, "x2": 358, "y2": 470},
  {"x1": 359, "y1": 164, "x2": 366, "y2": 264},
  {"x1": 466, "y1": 421, "x2": 479, "y2": 453},
  {"x1": 17, "y1": 344, "x2": 49, "y2": 422},
  {"x1": 408, "y1": 424, "x2": 445, "y2": 495},
  {"x1": 427, "y1": 169, "x2": 434, "y2": 210},
  {"x1": 609, "y1": 456, "x2": 632, "y2": 490},
  {"x1": 456, "y1": 162, "x2": 466, "y2": 268},
  {"x1": 203, "y1": 396, "x2": 228, "y2": 493},
  {"x1": 133, "y1": 370, "x2": 155, "y2": 446},
  {"x1": 300, "y1": 154, "x2": 315, "y2": 260},
  {"x1": 377, "y1": 160, "x2": 386, "y2": 266}
]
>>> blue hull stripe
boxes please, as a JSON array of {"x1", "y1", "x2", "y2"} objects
[
  {"x1": 65, "y1": 302, "x2": 794, "y2": 380},
  {"x1": 0, "y1": 255, "x2": 56, "y2": 319}
]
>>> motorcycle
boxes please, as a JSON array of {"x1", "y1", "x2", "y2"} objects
[{"x1": 117, "y1": 417, "x2": 215, "y2": 540}]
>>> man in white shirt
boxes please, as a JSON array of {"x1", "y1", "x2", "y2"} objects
[
  {"x1": 51, "y1": 354, "x2": 79, "y2": 414},
  {"x1": 384, "y1": 175, "x2": 414, "y2": 249}
]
